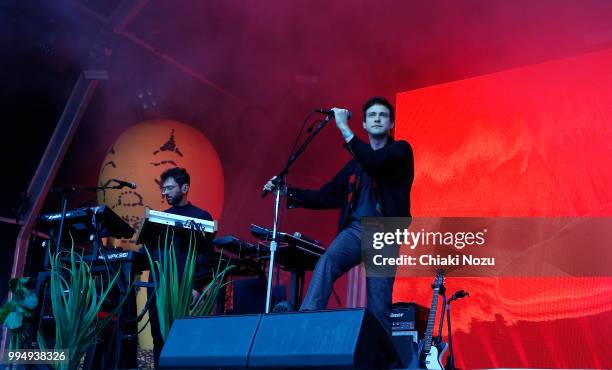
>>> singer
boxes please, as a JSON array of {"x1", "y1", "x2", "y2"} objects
[{"x1": 263, "y1": 96, "x2": 414, "y2": 332}]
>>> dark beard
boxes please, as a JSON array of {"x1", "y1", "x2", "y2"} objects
[{"x1": 167, "y1": 194, "x2": 184, "y2": 205}]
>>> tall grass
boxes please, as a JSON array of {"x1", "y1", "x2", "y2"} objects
[
  {"x1": 38, "y1": 244, "x2": 127, "y2": 370},
  {"x1": 144, "y1": 229, "x2": 233, "y2": 340}
]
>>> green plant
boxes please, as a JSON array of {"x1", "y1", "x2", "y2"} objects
[
  {"x1": 37, "y1": 245, "x2": 127, "y2": 370},
  {"x1": 145, "y1": 230, "x2": 233, "y2": 340},
  {"x1": 0, "y1": 277, "x2": 38, "y2": 350}
]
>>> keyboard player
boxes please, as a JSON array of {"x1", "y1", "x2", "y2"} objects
[{"x1": 147, "y1": 167, "x2": 214, "y2": 367}]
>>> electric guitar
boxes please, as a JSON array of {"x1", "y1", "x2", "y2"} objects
[{"x1": 417, "y1": 270, "x2": 448, "y2": 369}]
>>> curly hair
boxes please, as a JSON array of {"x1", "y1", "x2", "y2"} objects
[{"x1": 160, "y1": 167, "x2": 190, "y2": 186}]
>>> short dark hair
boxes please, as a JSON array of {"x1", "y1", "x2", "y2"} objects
[
  {"x1": 363, "y1": 96, "x2": 395, "y2": 122},
  {"x1": 160, "y1": 167, "x2": 190, "y2": 187}
]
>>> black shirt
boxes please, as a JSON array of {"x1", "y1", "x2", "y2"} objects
[
  {"x1": 348, "y1": 168, "x2": 383, "y2": 224},
  {"x1": 164, "y1": 202, "x2": 213, "y2": 221},
  {"x1": 155, "y1": 202, "x2": 215, "y2": 286},
  {"x1": 162, "y1": 202, "x2": 214, "y2": 253},
  {"x1": 287, "y1": 136, "x2": 413, "y2": 232}
]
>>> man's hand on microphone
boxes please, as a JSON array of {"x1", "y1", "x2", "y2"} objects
[
  {"x1": 262, "y1": 176, "x2": 286, "y2": 194},
  {"x1": 331, "y1": 107, "x2": 354, "y2": 142},
  {"x1": 263, "y1": 176, "x2": 277, "y2": 192}
]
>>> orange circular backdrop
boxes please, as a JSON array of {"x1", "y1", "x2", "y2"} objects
[{"x1": 97, "y1": 119, "x2": 224, "y2": 250}]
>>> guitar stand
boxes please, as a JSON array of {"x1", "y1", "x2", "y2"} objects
[
  {"x1": 445, "y1": 301, "x2": 456, "y2": 370},
  {"x1": 436, "y1": 285, "x2": 446, "y2": 344},
  {"x1": 436, "y1": 288, "x2": 458, "y2": 370}
]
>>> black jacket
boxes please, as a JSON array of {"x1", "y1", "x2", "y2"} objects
[{"x1": 287, "y1": 135, "x2": 414, "y2": 232}]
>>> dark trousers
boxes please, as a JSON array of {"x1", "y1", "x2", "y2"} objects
[
  {"x1": 300, "y1": 222, "x2": 395, "y2": 333},
  {"x1": 148, "y1": 289, "x2": 164, "y2": 368}
]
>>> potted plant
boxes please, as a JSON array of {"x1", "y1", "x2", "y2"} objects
[
  {"x1": 0, "y1": 277, "x2": 38, "y2": 351},
  {"x1": 144, "y1": 230, "x2": 233, "y2": 341},
  {"x1": 37, "y1": 245, "x2": 128, "y2": 370}
]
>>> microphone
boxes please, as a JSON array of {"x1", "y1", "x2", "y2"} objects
[
  {"x1": 111, "y1": 179, "x2": 137, "y2": 189},
  {"x1": 50, "y1": 186, "x2": 77, "y2": 193},
  {"x1": 315, "y1": 108, "x2": 352, "y2": 119},
  {"x1": 449, "y1": 290, "x2": 469, "y2": 302}
]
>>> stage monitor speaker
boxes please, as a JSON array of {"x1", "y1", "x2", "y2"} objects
[
  {"x1": 159, "y1": 314, "x2": 261, "y2": 369},
  {"x1": 249, "y1": 308, "x2": 403, "y2": 369},
  {"x1": 160, "y1": 308, "x2": 402, "y2": 369}
]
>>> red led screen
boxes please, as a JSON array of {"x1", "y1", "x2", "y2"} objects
[{"x1": 394, "y1": 49, "x2": 612, "y2": 368}]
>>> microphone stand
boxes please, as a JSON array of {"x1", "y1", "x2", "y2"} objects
[
  {"x1": 52, "y1": 187, "x2": 74, "y2": 261},
  {"x1": 436, "y1": 285, "x2": 447, "y2": 345},
  {"x1": 445, "y1": 290, "x2": 468, "y2": 370},
  {"x1": 445, "y1": 299, "x2": 455, "y2": 370},
  {"x1": 262, "y1": 114, "x2": 334, "y2": 313}
]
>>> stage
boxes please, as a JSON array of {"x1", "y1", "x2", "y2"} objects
[{"x1": 1, "y1": 1, "x2": 612, "y2": 368}]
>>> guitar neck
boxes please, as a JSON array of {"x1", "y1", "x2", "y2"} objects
[{"x1": 423, "y1": 286, "x2": 440, "y2": 353}]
